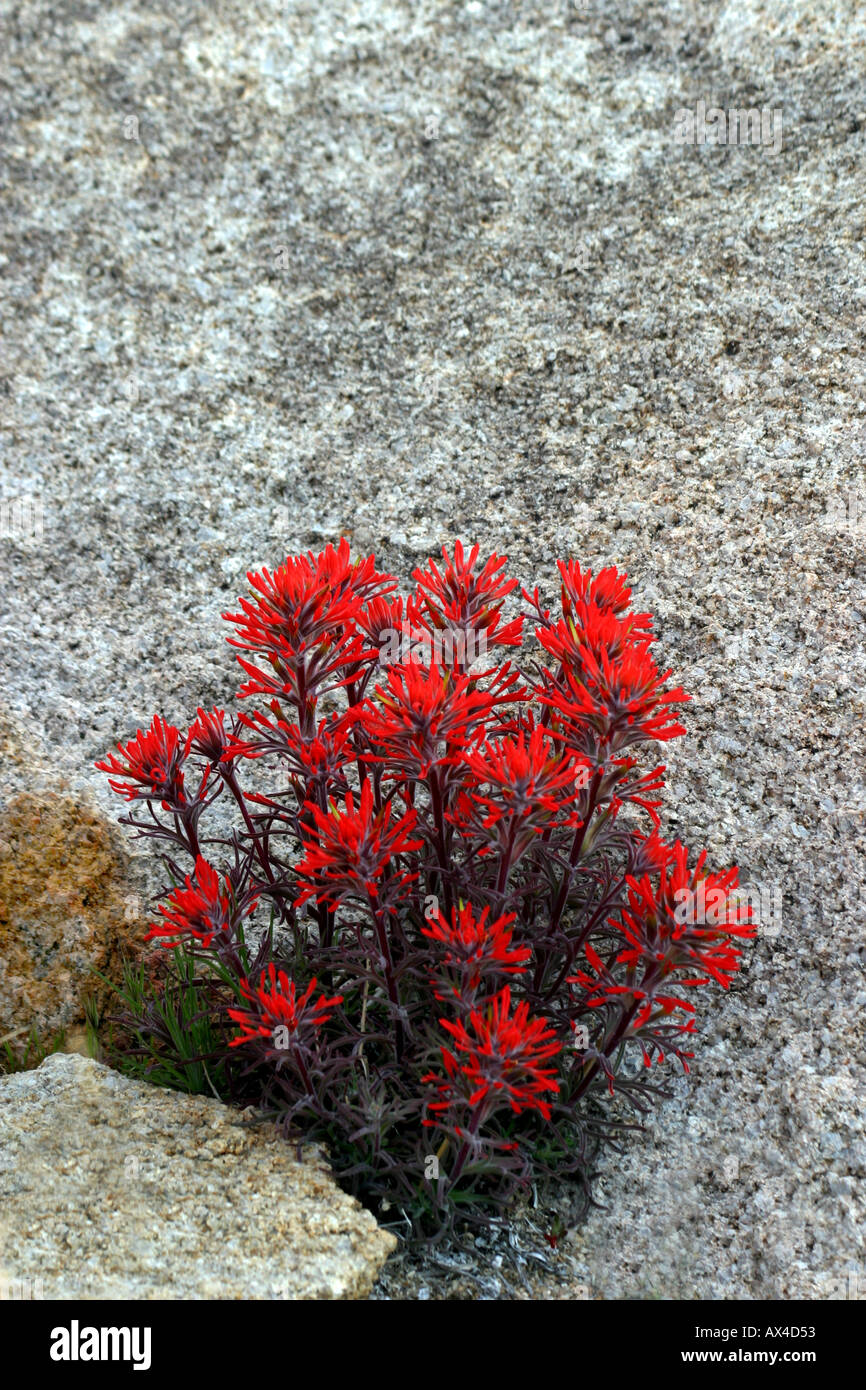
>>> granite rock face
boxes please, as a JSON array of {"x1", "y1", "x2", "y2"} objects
[
  {"x1": 0, "y1": 1054, "x2": 396, "y2": 1299},
  {"x1": 1, "y1": 0, "x2": 864, "y2": 1297}
]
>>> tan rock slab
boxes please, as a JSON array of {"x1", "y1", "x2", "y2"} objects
[{"x1": 0, "y1": 1054, "x2": 396, "y2": 1299}]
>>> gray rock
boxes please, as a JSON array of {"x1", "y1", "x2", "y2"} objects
[
  {"x1": 1, "y1": 0, "x2": 864, "y2": 1298},
  {"x1": 0, "y1": 1054, "x2": 396, "y2": 1299}
]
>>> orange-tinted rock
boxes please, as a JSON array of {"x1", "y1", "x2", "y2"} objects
[{"x1": 0, "y1": 791, "x2": 145, "y2": 1048}]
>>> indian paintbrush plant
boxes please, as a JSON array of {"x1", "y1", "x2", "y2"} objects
[{"x1": 97, "y1": 540, "x2": 755, "y2": 1239}]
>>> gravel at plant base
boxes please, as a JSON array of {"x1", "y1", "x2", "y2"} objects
[{"x1": 2, "y1": 0, "x2": 864, "y2": 1300}]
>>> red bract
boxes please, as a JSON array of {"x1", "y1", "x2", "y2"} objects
[
  {"x1": 603, "y1": 757, "x2": 667, "y2": 827},
  {"x1": 294, "y1": 778, "x2": 422, "y2": 909},
  {"x1": 412, "y1": 542, "x2": 524, "y2": 660},
  {"x1": 567, "y1": 843, "x2": 755, "y2": 1076},
  {"x1": 539, "y1": 621, "x2": 689, "y2": 749},
  {"x1": 454, "y1": 726, "x2": 587, "y2": 853},
  {"x1": 354, "y1": 594, "x2": 415, "y2": 665},
  {"x1": 223, "y1": 540, "x2": 395, "y2": 725},
  {"x1": 360, "y1": 660, "x2": 521, "y2": 777},
  {"x1": 556, "y1": 560, "x2": 653, "y2": 641},
  {"x1": 535, "y1": 597, "x2": 622, "y2": 672},
  {"x1": 225, "y1": 541, "x2": 393, "y2": 658},
  {"x1": 427, "y1": 987, "x2": 561, "y2": 1120},
  {"x1": 96, "y1": 714, "x2": 186, "y2": 808},
  {"x1": 632, "y1": 828, "x2": 676, "y2": 875},
  {"x1": 185, "y1": 706, "x2": 232, "y2": 763},
  {"x1": 100, "y1": 540, "x2": 754, "y2": 1239},
  {"x1": 422, "y1": 902, "x2": 530, "y2": 997},
  {"x1": 227, "y1": 709, "x2": 355, "y2": 786},
  {"x1": 228, "y1": 965, "x2": 343, "y2": 1047},
  {"x1": 559, "y1": 559, "x2": 633, "y2": 614},
  {"x1": 147, "y1": 855, "x2": 253, "y2": 949},
  {"x1": 611, "y1": 842, "x2": 755, "y2": 989}
]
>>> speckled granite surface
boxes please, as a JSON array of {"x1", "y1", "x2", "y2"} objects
[
  {"x1": 0, "y1": 1053, "x2": 395, "y2": 1298},
  {"x1": 1, "y1": 0, "x2": 864, "y2": 1298}
]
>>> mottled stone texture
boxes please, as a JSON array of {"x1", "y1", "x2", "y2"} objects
[
  {"x1": 0, "y1": 710, "x2": 145, "y2": 1043},
  {"x1": 1, "y1": 0, "x2": 864, "y2": 1297},
  {"x1": 0, "y1": 1054, "x2": 396, "y2": 1299}
]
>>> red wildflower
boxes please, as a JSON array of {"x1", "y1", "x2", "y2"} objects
[
  {"x1": 538, "y1": 615, "x2": 689, "y2": 749},
  {"x1": 602, "y1": 756, "x2": 668, "y2": 827},
  {"x1": 570, "y1": 937, "x2": 696, "y2": 1017},
  {"x1": 529, "y1": 560, "x2": 678, "y2": 756},
  {"x1": 569, "y1": 842, "x2": 755, "y2": 1021},
  {"x1": 422, "y1": 902, "x2": 530, "y2": 996},
  {"x1": 411, "y1": 542, "x2": 523, "y2": 666},
  {"x1": 612, "y1": 842, "x2": 755, "y2": 987},
  {"x1": 632, "y1": 828, "x2": 676, "y2": 875},
  {"x1": 360, "y1": 661, "x2": 521, "y2": 777},
  {"x1": 294, "y1": 778, "x2": 422, "y2": 909},
  {"x1": 312, "y1": 538, "x2": 396, "y2": 610},
  {"x1": 228, "y1": 964, "x2": 343, "y2": 1047},
  {"x1": 147, "y1": 856, "x2": 254, "y2": 949},
  {"x1": 354, "y1": 594, "x2": 423, "y2": 667},
  {"x1": 96, "y1": 714, "x2": 186, "y2": 809},
  {"x1": 223, "y1": 540, "x2": 395, "y2": 716},
  {"x1": 227, "y1": 710, "x2": 356, "y2": 780},
  {"x1": 425, "y1": 987, "x2": 561, "y2": 1120},
  {"x1": 557, "y1": 560, "x2": 653, "y2": 640},
  {"x1": 455, "y1": 726, "x2": 587, "y2": 849},
  {"x1": 535, "y1": 605, "x2": 622, "y2": 677},
  {"x1": 185, "y1": 706, "x2": 232, "y2": 763}
]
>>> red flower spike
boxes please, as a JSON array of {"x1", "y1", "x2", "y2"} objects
[
  {"x1": 558, "y1": 560, "x2": 652, "y2": 638},
  {"x1": 223, "y1": 540, "x2": 396, "y2": 717},
  {"x1": 225, "y1": 541, "x2": 395, "y2": 658},
  {"x1": 632, "y1": 829, "x2": 676, "y2": 875},
  {"x1": 427, "y1": 987, "x2": 561, "y2": 1120},
  {"x1": 360, "y1": 660, "x2": 522, "y2": 778},
  {"x1": 422, "y1": 902, "x2": 530, "y2": 995},
  {"x1": 147, "y1": 856, "x2": 255, "y2": 949},
  {"x1": 294, "y1": 779, "x2": 423, "y2": 910},
  {"x1": 228, "y1": 964, "x2": 343, "y2": 1047},
  {"x1": 570, "y1": 843, "x2": 755, "y2": 1027},
  {"x1": 411, "y1": 543, "x2": 524, "y2": 664},
  {"x1": 96, "y1": 714, "x2": 187, "y2": 809},
  {"x1": 604, "y1": 758, "x2": 668, "y2": 827},
  {"x1": 185, "y1": 706, "x2": 231, "y2": 763},
  {"x1": 454, "y1": 725, "x2": 588, "y2": 848},
  {"x1": 354, "y1": 594, "x2": 430, "y2": 668},
  {"x1": 611, "y1": 841, "x2": 755, "y2": 988},
  {"x1": 537, "y1": 621, "x2": 689, "y2": 750},
  {"x1": 226, "y1": 709, "x2": 356, "y2": 783}
]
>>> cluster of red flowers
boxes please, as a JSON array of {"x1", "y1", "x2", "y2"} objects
[
  {"x1": 294, "y1": 779, "x2": 422, "y2": 909},
  {"x1": 422, "y1": 902, "x2": 530, "y2": 1000},
  {"x1": 425, "y1": 987, "x2": 562, "y2": 1122},
  {"x1": 148, "y1": 857, "x2": 243, "y2": 949},
  {"x1": 229, "y1": 965, "x2": 343, "y2": 1052},
  {"x1": 98, "y1": 540, "x2": 754, "y2": 1232},
  {"x1": 98, "y1": 714, "x2": 189, "y2": 808}
]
